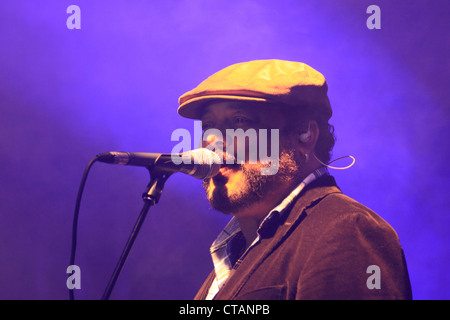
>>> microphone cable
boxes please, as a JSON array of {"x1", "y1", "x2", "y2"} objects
[{"x1": 68, "y1": 155, "x2": 100, "y2": 300}]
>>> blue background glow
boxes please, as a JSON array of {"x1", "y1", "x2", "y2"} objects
[{"x1": 0, "y1": 0, "x2": 448, "y2": 299}]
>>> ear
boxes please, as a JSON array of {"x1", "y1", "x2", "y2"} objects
[{"x1": 294, "y1": 120, "x2": 319, "y2": 155}]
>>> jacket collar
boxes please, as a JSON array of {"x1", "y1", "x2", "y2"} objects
[{"x1": 276, "y1": 174, "x2": 341, "y2": 230}]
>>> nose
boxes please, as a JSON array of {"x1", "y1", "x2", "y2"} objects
[
  {"x1": 202, "y1": 131, "x2": 224, "y2": 148},
  {"x1": 202, "y1": 131, "x2": 235, "y2": 164}
]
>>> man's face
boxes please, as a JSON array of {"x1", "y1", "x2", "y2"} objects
[{"x1": 200, "y1": 101, "x2": 303, "y2": 216}]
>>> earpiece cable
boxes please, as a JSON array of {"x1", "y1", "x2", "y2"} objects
[{"x1": 313, "y1": 153, "x2": 356, "y2": 170}]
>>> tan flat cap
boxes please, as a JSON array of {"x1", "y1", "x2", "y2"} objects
[{"x1": 178, "y1": 59, "x2": 332, "y2": 120}]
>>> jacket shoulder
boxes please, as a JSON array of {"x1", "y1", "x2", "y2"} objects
[
  {"x1": 291, "y1": 192, "x2": 412, "y2": 299},
  {"x1": 304, "y1": 192, "x2": 400, "y2": 243}
]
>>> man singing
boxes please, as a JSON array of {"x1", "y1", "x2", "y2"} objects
[{"x1": 177, "y1": 59, "x2": 412, "y2": 300}]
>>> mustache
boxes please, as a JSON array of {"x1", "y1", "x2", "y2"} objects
[{"x1": 205, "y1": 163, "x2": 241, "y2": 186}]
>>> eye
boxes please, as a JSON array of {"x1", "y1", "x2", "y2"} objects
[
  {"x1": 201, "y1": 120, "x2": 215, "y2": 132},
  {"x1": 233, "y1": 116, "x2": 251, "y2": 127}
]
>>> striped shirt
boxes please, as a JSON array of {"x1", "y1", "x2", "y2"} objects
[{"x1": 205, "y1": 166, "x2": 329, "y2": 300}]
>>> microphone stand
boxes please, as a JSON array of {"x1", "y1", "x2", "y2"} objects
[{"x1": 101, "y1": 167, "x2": 172, "y2": 300}]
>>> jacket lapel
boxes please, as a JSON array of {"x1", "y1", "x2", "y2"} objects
[{"x1": 214, "y1": 176, "x2": 342, "y2": 299}]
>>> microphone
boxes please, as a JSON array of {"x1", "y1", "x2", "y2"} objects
[{"x1": 96, "y1": 148, "x2": 221, "y2": 179}]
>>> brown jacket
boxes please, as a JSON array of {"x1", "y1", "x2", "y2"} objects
[{"x1": 194, "y1": 176, "x2": 412, "y2": 300}]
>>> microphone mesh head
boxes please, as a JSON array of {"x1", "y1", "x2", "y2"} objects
[{"x1": 188, "y1": 148, "x2": 221, "y2": 179}]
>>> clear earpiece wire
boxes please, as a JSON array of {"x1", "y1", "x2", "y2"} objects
[{"x1": 313, "y1": 153, "x2": 356, "y2": 170}]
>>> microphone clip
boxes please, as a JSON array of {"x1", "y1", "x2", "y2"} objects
[{"x1": 142, "y1": 167, "x2": 173, "y2": 205}]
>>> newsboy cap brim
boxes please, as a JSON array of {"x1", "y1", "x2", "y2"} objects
[{"x1": 178, "y1": 59, "x2": 332, "y2": 120}]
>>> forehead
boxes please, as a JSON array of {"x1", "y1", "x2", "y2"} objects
[{"x1": 201, "y1": 100, "x2": 280, "y2": 119}]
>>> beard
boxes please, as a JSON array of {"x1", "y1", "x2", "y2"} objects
[{"x1": 202, "y1": 149, "x2": 302, "y2": 215}]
